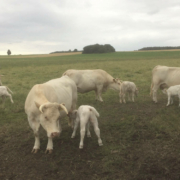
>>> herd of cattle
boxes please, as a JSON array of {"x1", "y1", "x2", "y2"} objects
[{"x1": 1, "y1": 65, "x2": 180, "y2": 153}]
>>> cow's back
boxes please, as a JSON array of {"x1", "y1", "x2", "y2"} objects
[
  {"x1": 62, "y1": 69, "x2": 113, "y2": 93},
  {"x1": 152, "y1": 66, "x2": 180, "y2": 86}
]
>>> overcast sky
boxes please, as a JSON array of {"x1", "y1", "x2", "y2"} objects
[{"x1": 0, "y1": 0, "x2": 180, "y2": 55}]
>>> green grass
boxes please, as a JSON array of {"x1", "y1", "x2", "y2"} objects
[{"x1": 1, "y1": 51, "x2": 180, "y2": 180}]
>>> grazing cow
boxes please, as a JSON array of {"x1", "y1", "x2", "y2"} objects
[
  {"x1": 118, "y1": 81, "x2": 138, "y2": 103},
  {"x1": 62, "y1": 69, "x2": 121, "y2": 102},
  {"x1": 25, "y1": 76, "x2": 77, "y2": 154},
  {"x1": 70, "y1": 105, "x2": 103, "y2": 149},
  {"x1": 150, "y1": 65, "x2": 180, "y2": 103},
  {"x1": 164, "y1": 85, "x2": 180, "y2": 107},
  {"x1": 0, "y1": 86, "x2": 14, "y2": 103}
]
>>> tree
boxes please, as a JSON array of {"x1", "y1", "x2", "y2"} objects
[
  {"x1": 7, "y1": 49, "x2": 11, "y2": 55},
  {"x1": 73, "y1": 49, "x2": 78, "y2": 52},
  {"x1": 82, "y1": 44, "x2": 115, "y2": 54}
]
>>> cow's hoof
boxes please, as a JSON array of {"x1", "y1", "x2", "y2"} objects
[
  {"x1": 87, "y1": 134, "x2": 91, "y2": 137},
  {"x1": 99, "y1": 143, "x2": 103, "y2": 146},
  {"x1": 31, "y1": 148, "x2": 39, "y2": 154},
  {"x1": 45, "y1": 149, "x2": 53, "y2": 154},
  {"x1": 79, "y1": 146, "x2": 83, "y2": 149}
]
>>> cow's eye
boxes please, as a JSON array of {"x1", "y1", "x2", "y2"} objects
[{"x1": 45, "y1": 116, "x2": 48, "y2": 120}]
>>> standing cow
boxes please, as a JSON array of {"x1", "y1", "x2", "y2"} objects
[
  {"x1": 150, "y1": 65, "x2": 180, "y2": 103},
  {"x1": 62, "y1": 69, "x2": 121, "y2": 102},
  {"x1": 25, "y1": 76, "x2": 77, "y2": 154}
]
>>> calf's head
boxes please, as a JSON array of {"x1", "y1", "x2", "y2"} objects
[{"x1": 35, "y1": 102, "x2": 68, "y2": 138}]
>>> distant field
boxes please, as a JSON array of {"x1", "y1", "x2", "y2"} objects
[
  {"x1": 0, "y1": 52, "x2": 82, "y2": 58},
  {"x1": 0, "y1": 51, "x2": 180, "y2": 180}
]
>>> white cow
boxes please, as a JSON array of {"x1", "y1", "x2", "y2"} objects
[
  {"x1": 70, "y1": 105, "x2": 103, "y2": 149},
  {"x1": 25, "y1": 76, "x2": 77, "y2": 154},
  {"x1": 164, "y1": 85, "x2": 180, "y2": 107},
  {"x1": 150, "y1": 65, "x2": 180, "y2": 103},
  {"x1": 119, "y1": 81, "x2": 138, "y2": 103},
  {"x1": 62, "y1": 69, "x2": 121, "y2": 102},
  {"x1": 0, "y1": 86, "x2": 14, "y2": 103}
]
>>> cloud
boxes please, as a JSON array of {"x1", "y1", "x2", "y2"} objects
[{"x1": 0, "y1": 0, "x2": 180, "y2": 54}]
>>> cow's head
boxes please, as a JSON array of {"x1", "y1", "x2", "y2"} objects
[
  {"x1": 67, "y1": 110, "x2": 78, "y2": 128},
  {"x1": 35, "y1": 102, "x2": 68, "y2": 138},
  {"x1": 112, "y1": 78, "x2": 122, "y2": 91}
]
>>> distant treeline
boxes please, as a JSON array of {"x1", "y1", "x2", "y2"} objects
[
  {"x1": 139, "y1": 46, "x2": 180, "y2": 51},
  {"x1": 50, "y1": 49, "x2": 81, "y2": 54},
  {"x1": 82, "y1": 44, "x2": 115, "y2": 54}
]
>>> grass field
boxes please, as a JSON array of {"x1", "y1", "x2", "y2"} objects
[{"x1": 0, "y1": 51, "x2": 180, "y2": 180}]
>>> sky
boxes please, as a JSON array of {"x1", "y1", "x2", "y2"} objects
[{"x1": 0, "y1": 0, "x2": 180, "y2": 55}]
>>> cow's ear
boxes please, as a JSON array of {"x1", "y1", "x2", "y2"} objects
[
  {"x1": 35, "y1": 101, "x2": 41, "y2": 109},
  {"x1": 113, "y1": 78, "x2": 116, "y2": 82}
]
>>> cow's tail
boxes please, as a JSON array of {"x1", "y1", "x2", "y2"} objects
[
  {"x1": 89, "y1": 107, "x2": 99, "y2": 118},
  {"x1": 6, "y1": 86, "x2": 13, "y2": 94}
]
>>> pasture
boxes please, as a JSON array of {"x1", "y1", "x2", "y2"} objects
[{"x1": 0, "y1": 51, "x2": 180, "y2": 180}]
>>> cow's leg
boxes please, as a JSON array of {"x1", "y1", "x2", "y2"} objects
[
  {"x1": 79, "y1": 116, "x2": 88, "y2": 149},
  {"x1": 86, "y1": 121, "x2": 91, "y2": 137},
  {"x1": 170, "y1": 97, "x2": 173, "y2": 104},
  {"x1": 71, "y1": 118, "x2": 79, "y2": 138},
  {"x1": 7, "y1": 93, "x2": 14, "y2": 103},
  {"x1": 45, "y1": 137, "x2": 53, "y2": 154},
  {"x1": 79, "y1": 126, "x2": 86, "y2": 149},
  {"x1": 119, "y1": 92, "x2": 122, "y2": 103},
  {"x1": 96, "y1": 85, "x2": 103, "y2": 102},
  {"x1": 123, "y1": 93, "x2": 126, "y2": 103},
  {"x1": 91, "y1": 117, "x2": 103, "y2": 146},
  {"x1": 28, "y1": 117, "x2": 40, "y2": 153},
  {"x1": 166, "y1": 93, "x2": 171, "y2": 106},
  {"x1": 132, "y1": 92, "x2": 135, "y2": 102},
  {"x1": 152, "y1": 84, "x2": 159, "y2": 103}
]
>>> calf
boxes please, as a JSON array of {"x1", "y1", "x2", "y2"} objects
[
  {"x1": 119, "y1": 81, "x2": 138, "y2": 103},
  {"x1": 0, "y1": 86, "x2": 14, "y2": 103},
  {"x1": 70, "y1": 105, "x2": 103, "y2": 149},
  {"x1": 165, "y1": 85, "x2": 180, "y2": 107}
]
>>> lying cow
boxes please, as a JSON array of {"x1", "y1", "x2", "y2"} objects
[
  {"x1": 25, "y1": 76, "x2": 77, "y2": 154},
  {"x1": 62, "y1": 69, "x2": 121, "y2": 102},
  {"x1": 118, "y1": 81, "x2": 138, "y2": 103},
  {"x1": 163, "y1": 85, "x2": 180, "y2": 107},
  {"x1": 0, "y1": 86, "x2": 14, "y2": 103},
  {"x1": 150, "y1": 65, "x2": 180, "y2": 103},
  {"x1": 70, "y1": 105, "x2": 103, "y2": 149}
]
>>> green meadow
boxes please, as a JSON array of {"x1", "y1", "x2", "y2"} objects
[{"x1": 1, "y1": 51, "x2": 180, "y2": 179}]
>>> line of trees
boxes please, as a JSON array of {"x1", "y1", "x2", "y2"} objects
[
  {"x1": 50, "y1": 49, "x2": 80, "y2": 54},
  {"x1": 82, "y1": 44, "x2": 115, "y2": 54},
  {"x1": 139, "y1": 46, "x2": 180, "y2": 51}
]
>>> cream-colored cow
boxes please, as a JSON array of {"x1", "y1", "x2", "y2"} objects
[
  {"x1": 63, "y1": 69, "x2": 121, "y2": 102},
  {"x1": 25, "y1": 76, "x2": 77, "y2": 154},
  {"x1": 150, "y1": 65, "x2": 180, "y2": 103}
]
